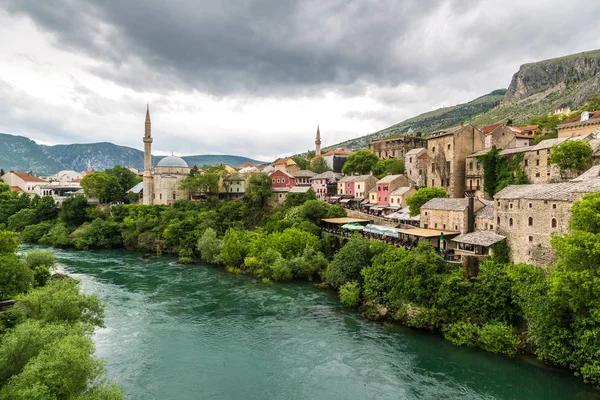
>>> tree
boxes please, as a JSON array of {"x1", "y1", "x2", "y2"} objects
[
  {"x1": 59, "y1": 195, "x2": 91, "y2": 228},
  {"x1": 284, "y1": 189, "x2": 317, "y2": 208},
  {"x1": 196, "y1": 228, "x2": 222, "y2": 264},
  {"x1": 291, "y1": 156, "x2": 309, "y2": 170},
  {"x1": 372, "y1": 158, "x2": 404, "y2": 178},
  {"x1": 406, "y1": 187, "x2": 448, "y2": 216},
  {"x1": 180, "y1": 172, "x2": 220, "y2": 194},
  {"x1": 0, "y1": 255, "x2": 33, "y2": 300},
  {"x1": 35, "y1": 196, "x2": 59, "y2": 221},
  {"x1": 81, "y1": 172, "x2": 123, "y2": 203},
  {"x1": 549, "y1": 140, "x2": 593, "y2": 178},
  {"x1": 309, "y1": 157, "x2": 331, "y2": 173},
  {"x1": 582, "y1": 95, "x2": 600, "y2": 112},
  {"x1": 325, "y1": 236, "x2": 372, "y2": 289},
  {"x1": 341, "y1": 150, "x2": 379, "y2": 175},
  {"x1": 105, "y1": 165, "x2": 141, "y2": 196},
  {"x1": 245, "y1": 173, "x2": 274, "y2": 210}
]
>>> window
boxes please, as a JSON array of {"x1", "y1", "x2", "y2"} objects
[
  {"x1": 357, "y1": 184, "x2": 361, "y2": 189},
  {"x1": 536, "y1": 150, "x2": 540, "y2": 155},
  {"x1": 384, "y1": 197, "x2": 387, "y2": 202},
  {"x1": 528, "y1": 217, "x2": 533, "y2": 226},
  {"x1": 159, "y1": 193, "x2": 162, "y2": 200},
  {"x1": 529, "y1": 203, "x2": 532, "y2": 208},
  {"x1": 431, "y1": 179, "x2": 435, "y2": 186},
  {"x1": 455, "y1": 225, "x2": 458, "y2": 230},
  {"x1": 419, "y1": 170, "x2": 422, "y2": 175},
  {"x1": 434, "y1": 223, "x2": 438, "y2": 228},
  {"x1": 510, "y1": 203, "x2": 513, "y2": 209},
  {"x1": 410, "y1": 157, "x2": 413, "y2": 163},
  {"x1": 497, "y1": 201, "x2": 500, "y2": 206},
  {"x1": 441, "y1": 179, "x2": 445, "y2": 187},
  {"x1": 391, "y1": 198, "x2": 394, "y2": 203},
  {"x1": 552, "y1": 204, "x2": 556, "y2": 209},
  {"x1": 173, "y1": 192, "x2": 176, "y2": 200},
  {"x1": 490, "y1": 225, "x2": 493, "y2": 229},
  {"x1": 497, "y1": 217, "x2": 500, "y2": 224},
  {"x1": 552, "y1": 218, "x2": 557, "y2": 228},
  {"x1": 476, "y1": 162, "x2": 480, "y2": 169},
  {"x1": 524, "y1": 159, "x2": 528, "y2": 167},
  {"x1": 443, "y1": 224, "x2": 446, "y2": 229},
  {"x1": 536, "y1": 159, "x2": 540, "y2": 166},
  {"x1": 378, "y1": 186, "x2": 381, "y2": 191},
  {"x1": 432, "y1": 164, "x2": 435, "y2": 172},
  {"x1": 447, "y1": 144, "x2": 451, "y2": 150},
  {"x1": 509, "y1": 218, "x2": 513, "y2": 227},
  {"x1": 476, "y1": 179, "x2": 480, "y2": 188},
  {"x1": 529, "y1": 236, "x2": 533, "y2": 242},
  {"x1": 432, "y1": 146, "x2": 436, "y2": 152},
  {"x1": 536, "y1": 173, "x2": 540, "y2": 177},
  {"x1": 282, "y1": 179, "x2": 285, "y2": 183},
  {"x1": 469, "y1": 162, "x2": 473, "y2": 170},
  {"x1": 424, "y1": 224, "x2": 428, "y2": 228},
  {"x1": 425, "y1": 211, "x2": 428, "y2": 216}
]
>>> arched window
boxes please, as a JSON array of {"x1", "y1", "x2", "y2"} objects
[
  {"x1": 528, "y1": 217, "x2": 533, "y2": 226},
  {"x1": 551, "y1": 218, "x2": 557, "y2": 228},
  {"x1": 509, "y1": 218, "x2": 513, "y2": 227}
]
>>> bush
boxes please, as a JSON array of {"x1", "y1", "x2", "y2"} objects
[
  {"x1": 339, "y1": 281, "x2": 361, "y2": 307},
  {"x1": 443, "y1": 321, "x2": 479, "y2": 347},
  {"x1": 21, "y1": 222, "x2": 54, "y2": 244},
  {"x1": 325, "y1": 236, "x2": 372, "y2": 289},
  {"x1": 196, "y1": 228, "x2": 222, "y2": 264},
  {"x1": 7, "y1": 209, "x2": 38, "y2": 232},
  {"x1": 478, "y1": 322, "x2": 521, "y2": 356},
  {"x1": 22, "y1": 250, "x2": 56, "y2": 288},
  {"x1": 288, "y1": 246, "x2": 328, "y2": 280},
  {"x1": 0, "y1": 255, "x2": 33, "y2": 300},
  {"x1": 39, "y1": 223, "x2": 72, "y2": 247}
]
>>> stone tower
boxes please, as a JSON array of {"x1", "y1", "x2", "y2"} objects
[
  {"x1": 142, "y1": 105, "x2": 154, "y2": 205},
  {"x1": 315, "y1": 124, "x2": 321, "y2": 156}
]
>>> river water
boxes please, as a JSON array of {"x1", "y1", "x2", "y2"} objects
[{"x1": 36, "y1": 246, "x2": 598, "y2": 399}]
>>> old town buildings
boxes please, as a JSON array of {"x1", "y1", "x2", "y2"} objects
[
  {"x1": 369, "y1": 134, "x2": 427, "y2": 159},
  {"x1": 557, "y1": 111, "x2": 600, "y2": 138}
]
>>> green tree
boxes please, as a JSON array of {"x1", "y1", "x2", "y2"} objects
[
  {"x1": 219, "y1": 229, "x2": 248, "y2": 267},
  {"x1": 372, "y1": 158, "x2": 404, "y2": 179},
  {"x1": 0, "y1": 254, "x2": 33, "y2": 300},
  {"x1": 35, "y1": 196, "x2": 59, "y2": 221},
  {"x1": 22, "y1": 250, "x2": 55, "y2": 288},
  {"x1": 245, "y1": 173, "x2": 274, "y2": 210},
  {"x1": 339, "y1": 281, "x2": 361, "y2": 307},
  {"x1": 0, "y1": 231, "x2": 19, "y2": 254},
  {"x1": 60, "y1": 195, "x2": 91, "y2": 227},
  {"x1": 284, "y1": 189, "x2": 317, "y2": 208},
  {"x1": 105, "y1": 165, "x2": 141, "y2": 195},
  {"x1": 291, "y1": 156, "x2": 309, "y2": 170},
  {"x1": 309, "y1": 157, "x2": 331, "y2": 173},
  {"x1": 196, "y1": 228, "x2": 222, "y2": 264},
  {"x1": 81, "y1": 172, "x2": 123, "y2": 203},
  {"x1": 341, "y1": 150, "x2": 379, "y2": 175},
  {"x1": 325, "y1": 236, "x2": 372, "y2": 289},
  {"x1": 406, "y1": 187, "x2": 448, "y2": 216},
  {"x1": 549, "y1": 140, "x2": 593, "y2": 178},
  {"x1": 7, "y1": 209, "x2": 38, "y2": 232},
  {"x1": 180, "y1": 172, "x2": 220, "y2": 194}
]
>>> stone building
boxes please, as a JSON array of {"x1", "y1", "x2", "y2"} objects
[
  {"x1": 494, "y1": 178, "x2": 600, "y2": 266},
  {"x1": 310, "y1": 171, "x2": 342, "y2": 200},
  {"x1": 426, "y1": 124, "x2": 485, "y2": 198},
  {"x1": 337, "y1": 175, "x2": 378, "y2": 198},
  {"x1": 420, "y1": 197, "x2": 484, "y2": 234},
  {"x1": 404, "y1": 148, "x2": 428, "y2": 187},
  {"x1": 376, "y1": 174, "x2": 415, "y2": 206},
  {"x1": 370, "y1": 135, "x2": 427, "y2": 159},
  {"x1": 293, "y1": 170, "x2": 317, "y2": 186},
  {"x1": 474, "y1": 201, "x2": 495, "y2": 231},
  {"x1": 141, "y1": 106, "x2": 191, "y2": 205},
  {"x1": 389, "y1": 186, "x2": 416, "y2": 208},
  {"x1": 484, "y1": 125, "x2": 535, "y2": 149},
  {"x1": 557, "y1": 111, "x2": 600, "y2": 138},
  {"x1": 273, "y1": 158, "x2": 300, "y2": 174}
]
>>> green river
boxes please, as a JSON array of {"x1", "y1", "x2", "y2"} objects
[{"x1": 36, "y1": 246, "x2": 599, "y2": 399}]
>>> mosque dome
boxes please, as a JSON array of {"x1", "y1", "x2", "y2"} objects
[{"x1": 157, "y1": 156, "x2": 188, "y2": 168}]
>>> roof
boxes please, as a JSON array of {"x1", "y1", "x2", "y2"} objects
[
  {"x1": 405, "y1": 147, "x2": 427, "y2": 157},
  {"x1": 289, "y1": 186, "x2": 312, "y2": 193},
  {"x1": 241, "y1": 162, "x2": 254, "y2": 167},
  {"x1": 9, "y1": 186, "x2": 23, "y2": 192},
  {"x1": 452, "y1": 231, "x2": 506, "y2": 247},
  {"x1": 494, "y1": 179, "x2": 600, "y2": 201},
  {"x1": 467, "y1": 137, "x2": 572, "y2": 159},
  {"x1": 480, "y1": 124, "x2": 502, "y2": 134},
  {"x1": 390, "y1": 186, "x2": 413, "y2": 196},
  {"x1": 377, "y1": 174, "x2": 405, "y2": 184},
  {"x1": 128, "y1": 182, "x2": 144, "y2": 194},
  {"x1": 322, "y1": 217, "x2": 370, "y2": 225},
  {"x1": 421, "y1": 198, "x2": 469, "y2": 211},
  {"x1": 324, "y1": 149, "x2": 350, "y2": 156},
  {"x1": 10, "y1": 171, "x2": 45, "y2": 182},
  {"x1": 338, "y1": 174, "x2": 376, "y2": 183},
  {"x1": 273, "y1": 158, "x2": 295, "y2": 166},
  {"x1": 157, "y1": 156, "x2": 189, "y2": 168},
  {"x1": 571, "y1": 165, "x2": 600, "y2": 181},
  {"x1": 558, "y1": 111, "x2": 600, "y2": 128},
  {"x1": 475, "y1": 204, "x2": 494, "y2": 220},
  {"x1": 269, "y1": 170, "x2": 295, "y2": 178},
  {"x1": 399, "y1": 228, "x2": 460, "y2": 238},
  {"x1": 293, "y1": 170, "x2": 317, "y2": 178},
  {"x1": 311, "y1": 171, "x2": 343, "y2": 180},
  {"x1": 428, "y1": 124, "x2": 471, "y2": 139}
]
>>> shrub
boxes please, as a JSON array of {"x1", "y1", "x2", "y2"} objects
[
  {"x1": 339, "y1": 281, "x2": 361, "y2": 307},
  {"x1": 21, "y1": 222, "x2": 54, "y2": 244},
  {"x1": 196, "y1": 228, "x2": 222, "y2": 264},
  {"x1": 442, "y1": 321, "x2": 479, "y2": 347},
  {"x1": 478, "y1": 322, "x2": 521, "y2": 356},
  {"x1": 39, "y1": 223, "x2": 72, "y2": 247}
]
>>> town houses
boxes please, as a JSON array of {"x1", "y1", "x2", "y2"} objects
[{"x1": 6, "y1": 107, "x2": 600, "y2": 269}]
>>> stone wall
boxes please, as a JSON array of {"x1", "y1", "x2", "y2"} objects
[
  {"x1": 345, "y1": 209, "x2": 396, "y2": 227},
  {"x1": 420, "y1": 209, "x2": 468, "y2": 233}
]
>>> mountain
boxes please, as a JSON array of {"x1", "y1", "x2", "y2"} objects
[
  {"x1": 327, "y1": 49, "x2": 600, "y2": 150},
  {"x1": 326, "y1": 90, "x2": 506, "y2": 150},
  {"x1": 0, "y1": 133, "x2": 268, "y2": 175}
]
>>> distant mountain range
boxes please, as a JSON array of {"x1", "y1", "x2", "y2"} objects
[
  {"x1": 0, "y1": 133, "x2": 268, "y2": 176},
  {"x1": 327, "y1": 49, "x2": 600, "y2": 150}
]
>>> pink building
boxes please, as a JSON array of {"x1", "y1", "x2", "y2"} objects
[{"x1": 376, "y1": 174, "x2": 414, "y2": 206}]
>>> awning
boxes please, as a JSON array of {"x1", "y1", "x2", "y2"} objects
[
  {"x1": 340, "y1": 198, "x2": 352, "y2": 204},
  {"x1": 400, "y1": 228, "x2": 460, "y2": 238},
  {"x1": 371, "y1": 206, "x2": 385, "y2": 211},
  {"x1": 361, "y1": 198, "x2": 370, "y2": 204},
  {"x1": 341, "y1": 223, "x2": 365, "y2": 231},
  {"x1": 363, "y1": 224, "x2": 400, "y2": 238},
  {"x1": 330, "y1": 196, "x2": 341, "y2": 200},
  {"x1": 385, "y1": 206, "x2": 401, "y2": 210}
]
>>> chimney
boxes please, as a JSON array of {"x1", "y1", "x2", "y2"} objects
[
  {"x1": 581, "y1": 111, "x2": 590, "y2": 122},
  {"x1": 467, "y1": 197, "x2": 475, "y2": 233}
]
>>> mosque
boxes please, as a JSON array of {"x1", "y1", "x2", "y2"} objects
[{"x1": 141, "y1": 106, "x2": 191, "y2": 205}]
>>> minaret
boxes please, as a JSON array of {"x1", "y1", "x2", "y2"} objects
[
  {"x1": 143, "y1": 105, "x2": 154, "y2": 205},
  {"x1": 315, "y1": 124, "x2": 321, "y2": 156}
]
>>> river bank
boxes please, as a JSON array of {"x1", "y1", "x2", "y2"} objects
[{"x1": 37, "y1": 245, "x2": 599, "y2": 400}]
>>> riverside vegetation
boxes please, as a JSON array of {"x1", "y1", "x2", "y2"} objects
[{"x1": 1, "y1": 176, "x2": 600, "y2": 387}]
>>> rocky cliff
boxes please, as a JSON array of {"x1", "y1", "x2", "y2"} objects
[{"x1": 504, "y1": 50, "x2": 600, "y2": 105}]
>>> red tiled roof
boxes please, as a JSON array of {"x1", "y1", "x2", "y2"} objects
[
  {"x1": 480, "y1": 124, "x2": 501, "y2": 134},
  {"x1": 9, "y1": 186, "x2": 23, "y2": 192},
  {"x1": 311, "y1": 154, "x2": 323, "y2": 160},
  {"x1": 72, "y1": 179, "x2": 82, "y2": 183},
  {"x1": 515, "y1": 125, "x2": 540, "y2": 131},
  {"x1": 11, "y1": 171, "x2": 45, "y2": 182},
  {"x1": 417, "y1": 153, "x2": 429, "y2": 159},
  {"x1": 273, "y1": 158, "x2": 292, "y2": 165},
  {"x1": 514, "y1": 132, "x2": 534, "y2": 139},
  {"x1": 561, "y1": 112, "x2": 600, "y2": 125},
  {"x1": 241, "y1": 162, "x2": 254, "y2": 167},
  {"x1": 324, "y1": 149, "x2": 350, "y2": 156}
]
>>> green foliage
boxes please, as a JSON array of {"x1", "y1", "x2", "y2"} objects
[
  {"x1": 549, "y1": 140, "x2": 593, "y2": 178},
  {"x1": 362, "y1": 245, "x2": 406, "y2": 304},
  {"x1": 0, "y1": 230, "x2": 19, "y2": 254},
  {"x1": 443, "y1": 321, "x2": 520, "y2": 356},
  {"x1": 72, "y1": 219, "x2": 122, "y2": 250},
  {"x1": 22, "y1": 250, "x2": 55, "y2": 288},
  {"x1": 285, "y1": 190, "x2": 317, "y2": 208},
  {"x1": 196, "y1": 228, "x2": 222, "y2": 264},
  {"x1": 339, "y1": 281, "x2": 361, "y2": 307},
  {"x1": 325, "y1": 236, "x2": 372, "y2": 289},
  {"x1": 20, "y1": 222, "x2": 54, "y2": 244},
  {"x1": 60, "y1": 195, "x2": 91, "y2": 227},
  {"x1": 373, "y1": 158, "x2": 405, "y2": 179},
  {"x1": 7, "y1": 209, "x2": 38, "y2": 232},
  {"x1": 265, "y1": 228, "x2": 321, "y2": 259},
  {"x1": 582, "y1": 95, "x2": 600, "y2": 111},
  {"x1": 478, "y1": 147, "x2": 528, "y2": 197},
  {"x1": 309, "y1": 157, "x2": 331, "y2": 173},
  {"x1": 81, "y1": 172, "x2": 122, "y2": 203},
  {"x1": 491, "y1": 240, "x2": 510, "y2": 264},
  {"x1": 39, "y1": 222, "x2": 72, "y2": 247},
  {"x1": 406, "y1": 187, "x2": 448, "y2": 216},
  {"x1": 288, "y1": 246, "x2": 328, "y2": 280},
  {"x1": 291, "y1": 156, "x2": 309, "y2": 170},
  {"x1": 245, "y1": 173, "x2": 274, "y2": 217},
  {"x1": 0, "y1": 254, "x2": 33, "y2": 300},
  {"x1": 341, "y1": 150, "x2": 379, "y2": 175},
  {"x1": 180, "y1": 172, "x2": 220, "y2": 194},
  {"x1": 220, "y1": 229, "x2": 249, "y2": 267}
]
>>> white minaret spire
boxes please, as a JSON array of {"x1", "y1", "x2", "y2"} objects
[
  {"x1": 142, "y1": 104, "x2": 154, "y2": 205},
  {"x1": 315, "y1": 124, "x2": 321, "y2": 156}
]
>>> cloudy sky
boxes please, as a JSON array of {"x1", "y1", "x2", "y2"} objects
[{"x1": 1, "y1": 1, "x2": 599, "y2": 161}]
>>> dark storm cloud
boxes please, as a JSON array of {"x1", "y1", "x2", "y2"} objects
[{"x1": 3, "y1": 0, "x2": 458, "y2": 96}]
